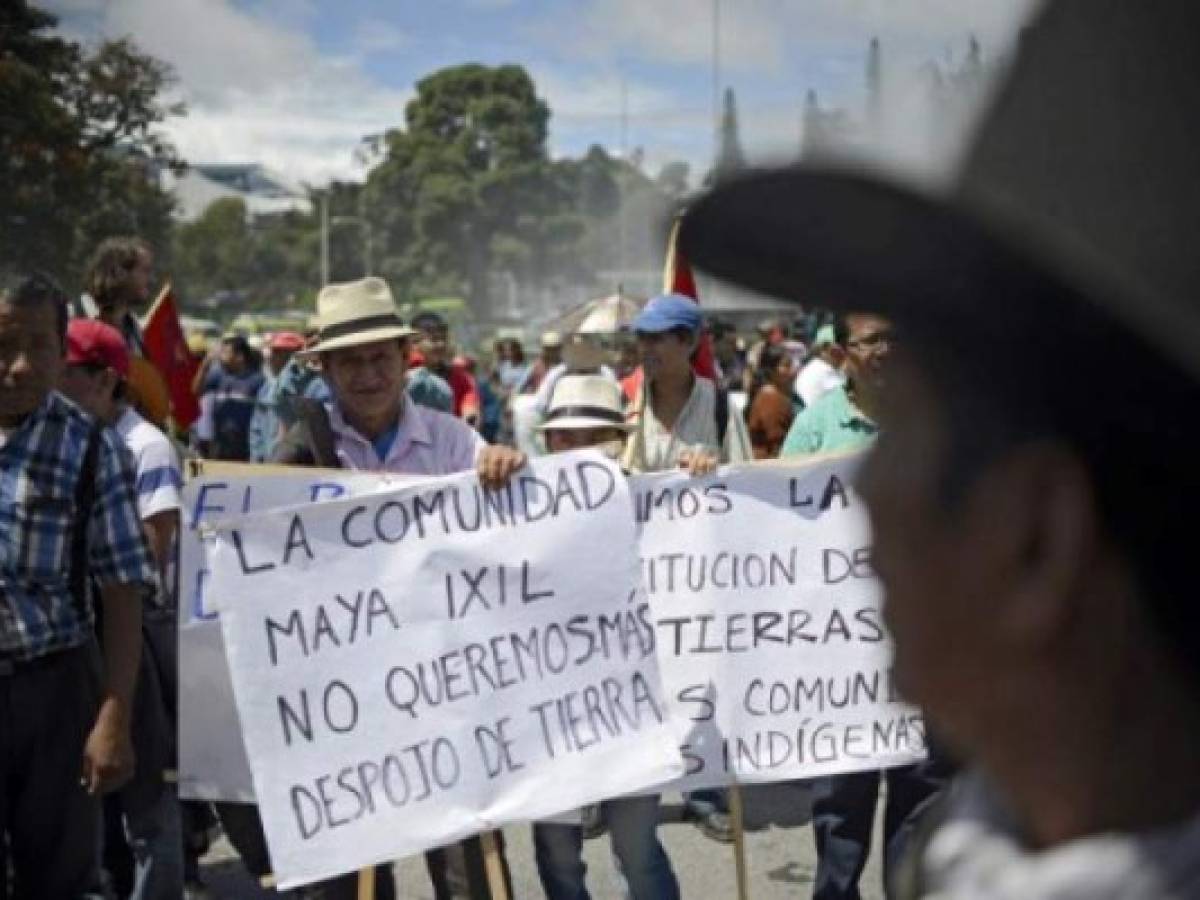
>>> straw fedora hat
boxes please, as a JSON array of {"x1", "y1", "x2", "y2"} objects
[
  {"x1": 680, "y1": 0, "x2": 1200, "y2": 382},
  {"x1": 308, "y1": 277, "x2": 415, "y2": 354},
  {"x1": 539, "y1": 374, "x2": 629, "y2": 432}
]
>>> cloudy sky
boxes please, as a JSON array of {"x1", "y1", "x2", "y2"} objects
[{"x1": 48, "y1": 0, "x2": 1040, "y2": 188}]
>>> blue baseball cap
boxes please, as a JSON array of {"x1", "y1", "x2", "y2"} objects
[{"x1": 632, "y1": 293, "x2": 703, "y2": 335}]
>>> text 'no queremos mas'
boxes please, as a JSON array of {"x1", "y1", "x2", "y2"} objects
[{"x1": 205, "y1": 450, "x2": 683, "y2": 889}]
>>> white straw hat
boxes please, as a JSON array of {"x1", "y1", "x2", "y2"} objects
[
  {"x1": 538, "y1": 374, "x2": 629, "y2": 432},
  {"x1": 308, "y1": 277, "x2": 415, "y2": 353}
]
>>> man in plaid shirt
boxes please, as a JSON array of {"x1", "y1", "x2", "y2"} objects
[{"x1": 0, "y1": 271, "x2": 156, "y2": 898}]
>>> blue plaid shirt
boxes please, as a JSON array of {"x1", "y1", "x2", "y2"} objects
[{"x1": 0, "y1": 392, "x2": 155, "y2": 662}]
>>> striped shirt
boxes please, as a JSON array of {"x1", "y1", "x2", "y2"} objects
[
  {"x1": 115, "y1": 407, "x2": 183, "y2": 521},
  {"x1": 115, "y1": 407, "x2": 182, "y2": 609},
  {"x1": 0, "y1": 392, "x2": 155, "y2": 661}
]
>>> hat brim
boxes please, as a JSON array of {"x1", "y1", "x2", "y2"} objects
[
  {"x1": 538, "y1": 416, "x2": 630, "y2": 433},
  {"x1": 679, "y1": 165, "x2": 1072, "y2": 340},
  {"x1": 301, "y1": 324, "x2": 416, "y2": 356}
]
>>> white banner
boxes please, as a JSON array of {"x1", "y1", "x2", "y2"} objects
[
  {"x1": 637, "y1": 456, "x2": 925, "y2": 792},
  {"x1": 204, "y1": 452, "x2": 682, "y2": 888},
  {"x1": 178, "y1": 463, "x2": 405, "y2": 800},
  {"x1": 180, "y1": 455, "x2": 924, "y2": 808}
]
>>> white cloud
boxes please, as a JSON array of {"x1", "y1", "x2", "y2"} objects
[
  {"x1": 64, "y1": 0, "x2": 410, "y2": 183},
  {"x1": 544, "y1": 0, "x2": 1038, "y2": 74},
  {"x1": 533, "y1": 0, "x2": 1041, "y2": 185},
  {"x1": 352, "y1": 19, "x2": 410, "y2": 55},
  {"x1": 543, "y1": 0, "x2": 785, "y2": 72},
  {"x1": 46, "y1": 0, "x2": 1042, "y2": 189},
  {"x1": 532, "y1": 66, "x2": 676, "y2": 124}
]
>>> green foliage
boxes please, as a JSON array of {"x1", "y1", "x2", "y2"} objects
[
  {"x1": 361, "y1": 64, "x2": 683, "y2": 316},
  {"x1": 0, "y1": 3, "x2": 182, "y2": 289},
  {"x1": 2, "y1": 10, "x2": 687, "y2": 319}
]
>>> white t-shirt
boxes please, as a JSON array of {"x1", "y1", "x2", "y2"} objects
[
  {"x1": 794, "y1": 356, "x2": 846, "y2": 408},
  {"x1": 624, "y1": 376, "x2": 753, "y2": 474},
  {"x1": 115, "y1": 407, "x2": 183, "y2": 521}
]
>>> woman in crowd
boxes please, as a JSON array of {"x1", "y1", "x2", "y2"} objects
[{"x1": 745, "y1": 342, "x2": 798, "y2": 459}]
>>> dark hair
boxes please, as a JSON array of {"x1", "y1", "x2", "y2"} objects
[
  {"x1": 222, "y1": 334, "x2": 251, "y2": 359},
  {"x1": 0, "y1": 270, "x2": 69, "y2": 343},
  {"x1": 913, "y1": 264, "x2": 1200, "y2": 681},
  {"x1": 708, "y1": 318, "x2": 733, "y2": 340},
  {"x1": 85, "y1": 237, "x2": 150, "y2": 309},
  {"x1": 507, "y1": 339, "x2": 526, "y2": 365},
  {"x1": 748, "y1": 343, "x2": 791, "y2": 408},
  {"x1": 411, "y1": 311, "x2": 447, "y2": 333},
  {"x1": 831, "y1": 315, "x2": 851, "y2": 348}
]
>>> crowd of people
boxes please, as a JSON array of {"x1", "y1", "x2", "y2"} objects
[
  {"x1": 0, "y1": 230, "x2": 932, "y2": 900},
  {"x1": 6, "y1": 3, "x2": 1200, "y2": 898}
]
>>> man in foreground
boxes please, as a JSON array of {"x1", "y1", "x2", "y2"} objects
[
  {"x1": 681, "y1": 1, "x2": 1200, "y2": 896},
  {"x1": 1, "y1": 271, "x2": 156, "y2": 897}
]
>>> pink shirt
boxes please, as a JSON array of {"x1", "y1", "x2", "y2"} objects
[{"x1": 328, "y1": 400, "x2": 485, "y2": 475}]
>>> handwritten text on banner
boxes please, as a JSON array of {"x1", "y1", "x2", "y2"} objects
[{"x1": 206, "y1": 452, "x2": 683, "y2": 889}]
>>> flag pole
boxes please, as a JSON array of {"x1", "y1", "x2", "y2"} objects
[
  {"x1": 729, "y1": 784, "x2": 750, "y2": 900},
  {"x1": 144, "y1": 281, "x2": 172, "y2": 322},
  {"x1": 356, "y1": 866, "x2": 376, "y2": 900},
  {"x1": 481, "y1": 831, "x2": 509, "y2": 900}
]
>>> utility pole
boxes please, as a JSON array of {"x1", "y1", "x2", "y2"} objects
[
  {"x1": 320, "y1": 192, "x2": 330, "y2": 286},
  {"x1": 618, "y1": 78, "x2": 628, "y2": 286}
]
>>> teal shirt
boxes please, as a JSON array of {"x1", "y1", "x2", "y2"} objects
[{"x1": 780, "y1": 385, "x2": 877, "y2": 457}]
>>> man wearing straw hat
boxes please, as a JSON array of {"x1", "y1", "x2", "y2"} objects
[
  {"x1": 266, "y1": 276, "x2": 524, "y2": 899},
  {"x1": 681, "y1": 1, "x2": 1200, "y2": 896}
]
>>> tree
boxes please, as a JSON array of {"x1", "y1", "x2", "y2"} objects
[
  {"x1": 802, "y1": 89, "x2": 822, "y2": 156},
  {"x1": 709, "y1": 87, "x2": 746, "y2": 184},
  {"x1": 656, "y1": 161, "x2": 691, "y2": 201},
  {"x1": 0, "y1": 3, "x2": 183, "y2": 288},
  {"x1": 362, "y1": 64, "x2": 558, "y2": 313},
  {"x1": 866, "y1": 37, "x2": 882, "y2": 135},
  {"x1": 171, "y1": 198, "x2": 252, "y2": 303}
]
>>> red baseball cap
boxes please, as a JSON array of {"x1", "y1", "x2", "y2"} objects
[
  {"x1": 269, "y1": 330, "x2": 305, "y2": 351},
  {"x1": 66, "y1": 319, "x2": 130, "y2": 378}
]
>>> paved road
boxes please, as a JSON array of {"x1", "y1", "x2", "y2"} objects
[{"x1": 198, "y1": 781, "x2": 887, "y2": 899}]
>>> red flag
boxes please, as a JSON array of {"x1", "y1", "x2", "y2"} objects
[
  {"x1": 663, "y1": 217, "x2": 718, "y2": 380},
  {"x1": 142, "y1": 284, "x2": 201, "y2": 429}
]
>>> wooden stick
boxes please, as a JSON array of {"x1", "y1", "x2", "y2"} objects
[
  {"x1": 480, "y1": 830, "x2": 510, "y2": 900},
  {"x1": 261, "y1": 866, "x2": 374, "y2": 897},
  {"x1": 728, "y1": 784, "x2": 750, "y2": 900},
  {"x1": 356, "y1": 866, "x2": 376, "y2": 900}
]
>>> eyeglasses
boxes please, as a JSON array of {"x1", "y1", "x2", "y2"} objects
[{"x1": 846, "y1": 330, "x2": 893, "y2": 351}]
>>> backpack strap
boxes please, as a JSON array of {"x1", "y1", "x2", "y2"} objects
[
  {"x1": 291, "y1": 400, "x2": 340, "y2": 472},
  {"x1": 71, "y1": 423, "x2": 103, "y2": 622}
]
